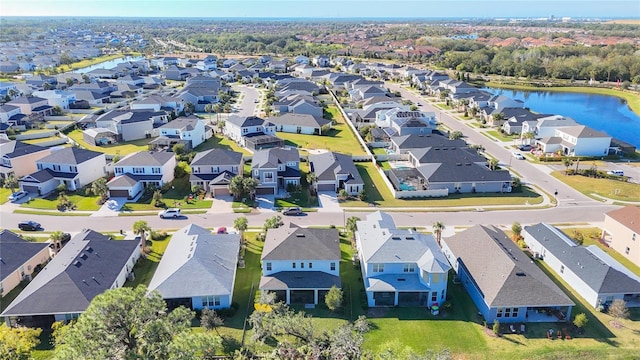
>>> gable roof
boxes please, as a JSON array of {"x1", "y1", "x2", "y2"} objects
[
  {"x1": 558, "y1": 125, "x2": 611, "y2": 139},
  {"x1": 159, "y1": 116, "x2": 201, "y2": 131},
  {"x1": 0, "y1": 230, "x2": 49, "y2": 282},
  {"x1": 269, "y1": 113, "x2": 330, "y2": 128},
  {"x1": 605, "y1": 206, "x2": 640, "y2": 234},
  {"x1": 148, "y1": 224, "x2": 240, "y2": 299},
  {"x1": 409, "y1": 146, "x2": 485, "y2": 165},
  {"x1": 1, "y1": 229, "x2": 138, "y2": 317},
  {"x1": 0, "y1": 139, "x2": 48, "y2": 159},
  {"x1": 226, "y1": 115, "x2": 271, "y2": 128},
  {"x1": 443, "y1": 225, "x2": 573, "y2": 307},
  {"x1": 524, "y1": 223, "x2": 640, "y2": 294},
  {"x1": 191, "y1": 148, "x2": 243, "y2": 167},
  {"x1": 96, "y1": 109, "x2": 164, "y2": 125},
  {"x1": 262, "y1": 225, "x2": 340, "y2": 261},
  {"x1": 252, "y1": 147, "x2": 299, "y2": 169},
  {"x1": 37, "y1": 147, "x2": 103, "y2": 165},
  {"x1": 416, "y1": 162, "x2": 512, "y2": 183},
  {"x1": 309, "y1": 151, "x2": 363, "y2": 184},
  {"x1": 114, "y1": 151, "x2": 174, "y2": 167},
  {"x1": 391, "y1": 133, "x2": 466, "y2": 150}
]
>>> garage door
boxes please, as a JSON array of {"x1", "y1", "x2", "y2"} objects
[
  {"x1": 109, "y1": 189, "x2": 129, "y2": 198},
  {"x1": 317, "y1": 183, "x2": 335, "y2": 192},
  {"x1": 213, "y1": 187, "x2": 230, "y2": 196},
  {"x1": 22, "y1": 185, "x2": 40, "y2": 194},
  {"x1": 255, "y1": 187, "x2": 275, "y2": 195}
]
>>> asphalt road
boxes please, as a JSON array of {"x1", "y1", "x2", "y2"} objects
[{"x1": 233, "y1": 84, "x2": 260, "y2": 117}]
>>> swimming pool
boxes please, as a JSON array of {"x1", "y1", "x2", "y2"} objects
[{"x1": 399, "y1": 183, "x2": 416, "y2": 191}]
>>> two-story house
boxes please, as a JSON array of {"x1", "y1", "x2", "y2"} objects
[
  {"x1": 19, "y1": 148, "x2": 106, "y2": 195},
  {"x1": 7, "y1": 96, "x2": 53, "y2": 121},
  {"x1": 0, "y1": 104, "x2": 27, "y2": 129},
  {"x1": 32, "y1": 90, "x2": 77, "y2": 110},
  {"x1": 252, "y1": 147, "x2": 300, "y2": 195},
  {"x1": 107, "y1": 151, "x2": 176, "y2": 199},
  {"x1": 272, "y1": 94, "x2": 323, "y2": 120},
  {"x1": 374, "y1": 108, "x2": 436, "y2": 137},
  {"x1": 0, "y1": 230, "x2": 50, "y2": 297},
  {"x1": 355, "y1": 211, "x2": 451, "y2": 307},
  {"x1": 260, "y1": 224, "x2": 341, "y2": 305},
  {"x1": 602, "y1": 206, "x2": 640, "y2": 267},
  {"x1": 130, "y1": 95, "x2": 184, "y2": 113},
  {"x1": 269, "y1": 113, "x2": 332, "y2": 135},
  {"x1": 94, "y1": 109, "x2": 168, "y2": 142},
  {"x1": 309, "y1": 151, "x2": 364, "y2": 195},
  {"x1": 537, "y1": 125, "x2": 611, "y2": 157},
  {"x1": 155, "y1": 116, "x2": 206, "y2": 150},
  {"x1": 0, "y1": 139, "x2": 51, "y2": 179},
  {"x1": 224, "y1": 115, "x2": 283, "y2": 151},
  {"x1": 190, "y1": 148, "x2": 244, "y2": 196}
]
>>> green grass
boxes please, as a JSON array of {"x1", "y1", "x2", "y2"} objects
[
  {"x1": 372, "y1": 148, "x2": 388, "y2": 155},
  {"x1": 551, "y1": 171, "x2": 640, "y2": 202},
  {"x1": 0, "y1": 187, "x2": 11, "y2": 204},
  {"x1": 274, "y1": 105, "x2": 368, "y2": 156},
  {"x1": 13, "y1": 209, "x2": 91, "y2": 216},
  {"x1": 485, "y1": 130, "x2": 517, "y2": 142},
  {"x1": 565, "y1": 227, "x2": 640, "y2": 277},
  {"x1": 194, "y1": 134, "x2": 251, "y2": 155},
  {"x1": 20, "y1": 193, "x2": 101, "y2": 211},
  {"x1": 125, "y1": 235, "x2": 172, "y2": 288},
  {"x1": 120, "y1": 177, "x2": 213, "y2": 212},
  {"x1": 67, "y1": 129, "x2": 151, "y2": 156}
]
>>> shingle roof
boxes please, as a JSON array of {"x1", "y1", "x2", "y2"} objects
[
  {"x1": 0, "y1": 139, "x2": 48, "y2": 159},
  {"x1": 191, "y1": 148, "x2": 243, "y2": 167},
  {"x1": 147, "y1": 224, "x2": 240, "y2": 299},
  {"x1": 309, "y1": 151, "x2": 363, "y2": 184},
  {"x1": 443, "y1": 225, "x2": 574, "y2": 307},
  {"x1": 416, "y1": 162, "x2": 512, "y2": 183},
  {"x1": 20, "y1": 168, "x2": 55, "y2": 183},
  {"x1": 269, "y1": 113, "x2": 330, "y2": 128},
  {"x1": 1, "y1": 229, "x2": 138, "y2": 317},
  {"x1": 0, "y1": 230, "x2": 49, "y2": 282},
  {"x1": 226, "y1": 115, "x2": 270, "y2": 128},
  {"x1": 558, "y1": 125, "x2": 611, "y2": 139},
  {"x1": 605, "y1": 206, "x2": 640, "y2": 234},
  {"x1": 409, "y1": 146, "x2": 486, "y2": 165},
  {"x1": 159, "y1": 116, "x2": 200, "y2": 131},
  {"x1": 262, "y1": 225, "x2": 340, "y2": 261},
  {"x1": 391, "y1": 133, "x2": 466, "y2": 150},
  {"x1": 260, "y1": 271, "x2": 341, "y2": 290},
  {"x1": 252, "y1": 147, "x2": 299, "y2": 169},
  {"x1": 115, "y1": 151, "x2": 174, "y2": 167},
  {"x1": 38, "y1": 147, "x2": 103, "y2": 165}
]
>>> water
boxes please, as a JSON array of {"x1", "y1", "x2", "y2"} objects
[
  {"x1": 483, "y1": 87, "x2": 640, "y2": 148},
  {"x1": 72, "y1": 56, "x2": 145, "y2": 74}
]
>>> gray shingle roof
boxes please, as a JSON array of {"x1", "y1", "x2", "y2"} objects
[
  {"x1": 115, "y1": 151, "x2": 174, "y2": 167},
  {"x1": 443, "y1": 225, "x2": 573, "y2": 308},
  {"x1": 416, "y1": 162, "x2": 512, "y2": 183},
  {"x1": 269, "y1": 113, "x2": 330, "y2": 128},
  {"x1": 159, "y1": 116, "x2": 200, "y2": 131},
  {"x1": 226, "y1": 115, "x2": 271, "y2": 128},
  {"x1": 309, "y1": 151, "x2": 363, "y2": 184},
  {"x1": 252, "y1": 147, "x2": 299, "y2": 169},
  {"x1": 0, "y1": 139, "x2": 48, "y2": 159},
  {"x1": 262, "y1": 226, "x2": 340, "y2": 261},
  {"x1": 391, "y1": 133, "x2": 466, "y2": 150},
  {"x1": 20, "y1": 168, "x2": 55, "y2": 183},
  {"x1": 38, "y1": 147, "x2": 103, "y2": 165},
  {"x1": 191, "y1": 148, "x2": 243, "y2": 167},
  {"x1": 0, "y1": 230, "x2": 49, "y2": 282},
  {"x1": 1, "y1": 229, "x2": 138, "y2": 317},
  {"x1": 147, "y1": 224, "x2": 240, "y2": 299}
]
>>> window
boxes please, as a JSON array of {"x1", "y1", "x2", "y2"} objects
[
  {"x1": 441, "y1": 290, "x2": 445, "y2": 300},
  {"x1": 560, "y1": 265, "x2": 565, "y2": 274},
  {"x1": 152, "y1": 167, "x2": 161, "y2": 174},
  {"x1": 202, "y1": 296, "x2": 220, "y2": 308},
  {"x1": 242, "y1": 128, "x2": 248, "y2": 134},
  {"x1": 431, "y1": 292, "x2": 437, "y2": 302},
  {"x1": 330, "y1": 262, "x2": 336, "y2": 271},
  {"x1": 70, "y1": 166, "x2": 77, "y2": 172},
  {"x1": 633, "y1": 234, "x2": 636, "y2": 241},
  {"x1": 37, "y1": 163, "x2": 43, "y2": 170},
  {"x1": 504, "y1": 308, "x2": 511, "y2": 318},
  {"x1": 264, "y1": 172, "x2": 274, "y2": 181},
  {"x1": 308, "y1": 262, "x2": 312, "y2": 269},
  {"x1": 403, "y1": 263, "x2": 415, "y2": 273},
  {"x1": 115, "y1": 167, "x2": 123, "y2": 174},
  {"x1": 54, "y1": 164, "x2": 61, "y2": 171},
  {"x1": 300, "y1": 262, "x2": 304, "y2": 269},
  {"x1": 266, "y1": 262, "x2": 272, "y2": 271},
  {"x1": 133, "y1": 167, "x2": 144, "y2": 174},
  {"x1": 292, "y1": 262, "x2": 296, "y2": 269},
  {"x1": 496, "y1": 308, "x2": 503, "y2": 318},
  {"x1": 626, "y1": 247, "x2": 630, "y2": 255},
  {"x1": 373, "y1": 263, "x2": 384, "y2": 272},
  {"x1": 512, "y1": 308, "x2": 519, "y2": 318}
]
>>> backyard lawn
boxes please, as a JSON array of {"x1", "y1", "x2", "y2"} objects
[
  {"x1": 551, "y1": 171, "x2": 640, "y2": 202},
  {"x1": 125, "y1": 235, "x2": 171, "y2": 289},
  {"x1": 194, "y1": 134, "x2": 251, "y2": 155},
  {"x1": 20, "y1": 193, "x2": 102, "y2": 211},
  {"x1": 67, "y1": 129, "x2": 151, "y2": 156}
]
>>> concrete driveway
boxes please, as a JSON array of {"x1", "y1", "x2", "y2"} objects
[{"x1": 317, "y1": 192, "x2": 342, "y2": 213}]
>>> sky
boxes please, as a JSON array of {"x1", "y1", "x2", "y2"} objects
[{"x1": 1, "y1": 0, "x2": 639, "y2": 18}]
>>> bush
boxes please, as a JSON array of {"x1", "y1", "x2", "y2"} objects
[
  {"x1": 217, "y1": 306, "x2": 237, "y2": 318},
  {"x1": 150, "y1": 230, "x2": 168, "y2": 241}
]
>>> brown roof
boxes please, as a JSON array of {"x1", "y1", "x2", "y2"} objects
[{"x1": 606, "y1": 206, "x2": 640, "y2": 234}]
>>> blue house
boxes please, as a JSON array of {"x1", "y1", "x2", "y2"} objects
[{"x1": 441, "y1": 225, "x2": 574, "y2": 323}]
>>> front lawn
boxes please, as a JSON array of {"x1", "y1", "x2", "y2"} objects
[
  {"x1": 0, "y1": 187, "x2": 11, "y2": 204},
  {"x1": 551, "y1": 171, "x2": 640, "y2": 202},
  {"x1": 125, "y1": 235, "x2": 172, "y2": 288},
  {"x1": 67, "y1": 129, "x2": 151, "y2": 156},
  {"x1": 20, "y1": 193, "x2": 102, "y2": 211},
  {"x1": 485, "y1": 130, "x2": 517, "y2": 142}
]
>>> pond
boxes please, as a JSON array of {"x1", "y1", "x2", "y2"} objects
[
  {"x1": 72, "y1": 56, "x2": 145, "y2": 74},
  {"x1": 483, "y1": 87, "x2": 640, "y2": 148}
]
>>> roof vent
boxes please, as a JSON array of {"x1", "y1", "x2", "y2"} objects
[
  {"x1": 516, "y1": 272, "x2": 526, "y2": 276},
  {"x1": 392, "y1": 236, "x2": 402, "y2": 240},
  {"x1": 456, "y1": 163, "x2": 462, "y2": 166},
  {"x1": 80, "y1": 253, "x2": 88, "y2": 260},
  {"x1": 296, "y1": 234, "x2": 306, "y2": 238},
  {"x1": 397, "y1": 278, "x2": 406, "y2": 282},
  {"x1": 405, "y1": 236, "x2": 415, "y2": 240},
  {"x1": 86, "y1": 247, "x2": 93, "y2": 253},
  {"x1": 74, "y1": 261, "x2": 82, "y2": 267}
]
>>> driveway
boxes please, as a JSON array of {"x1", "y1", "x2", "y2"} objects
[
  {"x1": 317, "y1": 192, "x2": 342, "y2": 213},
  {"x1": 231, "y1": 84, "x2": 260, "y2": 117},
  {"x1": 92, "y1": 198, "x2": 128, "y2": 217}
]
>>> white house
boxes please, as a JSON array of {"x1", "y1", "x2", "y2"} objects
[
  {"x1": 521, "y1": 115, "x2": 578, "y2": 140},
  {"x1": 95, "y1": 109, "x2": 169, "y2": 142},
  {"x1": 32, "y1": 90, "x2": 77, "y2": 110},
  {"x1": 148, "y1": 224, "x2": 239, "y2": 310},
  {"x1": 523, "y1": 223, "x2": 640, "y2": 308},
  {"x1": 537, "y1": 125, "x2": 611, "y2": 157},
  {"x1": 355, "y1": 211, "x2": 451, "y2": 307},
  {"x1": 223, "y1": 115, "x2": 283, "y2": 151},
  {"x1": 309, "y1": 151, "x2": 364, "y2": 195},
  {"x1": 158, "y1": 116, "x2": 207, "y2": 149},
  {"x1": 107, "y1": 151, "x2": 176, "y2": 199},
  {"x1": 602, "y1": 206, "x2": 640, "y2": 267},
  {"x1": 374, "y1": 107, "x2": 435, "y2": 136},
  {"x1": 260, "y1": 225, "x2": 341, "y2": 305}
]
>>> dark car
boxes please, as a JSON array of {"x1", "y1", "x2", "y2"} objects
[
  {"x1": 18, "y1": 221, "x2": 42, "y2": 231},
  {"x1": 282, "y1": 207, "x2": 303, "y2": 216},
  {"x1": 518, "y1": 144, "x2": 532, "y2": 151}
]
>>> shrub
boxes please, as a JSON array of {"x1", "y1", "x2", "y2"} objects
[
  {"x1": 217, "y1": 307, "x2": 237, "y2": 318},
  {"x1": 493, "y1": 320, "x2": 500, "y2": 335},
  {"x1": 150, "y1": 231, "x2": 168, "y2": 241}
]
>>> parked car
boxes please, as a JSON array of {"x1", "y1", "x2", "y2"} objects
[
  {"x1": 282, "y1": 207, "x2": 304, "y2": 216},
  {"x1": 518, "y1": 144, "x2": 532, "y2": 151},
  {"x1": 217, "y1": 227, "x2": 227, "y2": 234},
  {"x1": 8, "y1": 191, "x2": 28, "y2": 202},
  {"x1": 18, "y1": 221, "x2": 42, "y2": 231},
  {"x1": 607, "y1": 170, "x2": 624, "y2": 176},
  {"x1": 512, "y1": 152, "x2": 525, "y2": 160},
  {"x1": 48, "y1": 232, "x2": 72, "y2": 249},
  {"x1": 158, "y1": 208, "x2": 181, "y2": 219}
]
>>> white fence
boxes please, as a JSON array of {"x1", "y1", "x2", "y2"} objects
[
  {"x1": 29, "y1": 138, "x2": 68, "y2": 147},
  {"x1": 396, "y1": 188, "x2": 448, "y2": 199},
  {"x1": 14, "y1": 131, "x2": 58, "y2": 140},
  {"x1": 374, "y1": 154, "x2": 408, "y2": 162},
  {"x1": 329, "y1": 90, "x2": 372, "y2": 158}
]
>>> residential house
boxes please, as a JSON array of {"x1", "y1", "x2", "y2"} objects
[
  {"x1": 164, "y1": 65, "x2": 190, "y2": 81},
  {"x1": 72, "y1": 90, "x2": 110, "y2": 106},
  {"x1": 274, "y1": 79, "x2": 320, "y2": 98},
  {"x1": 268, "y1": 60, "x2": 288, "y2": 73},
  {"x1": 95, "y1": 109, "x2": 168, "y2": 141},
  {"x1": 148, "y1": 224, "x2": 239, "y2": 310},
  {"x1": 536, "y1": 125, "x2": 611, "y2": 157},
  {"x1": 0, "y1": 230, "x2": 50, "y2": 297},
  {"x1": 294, "y1": 55, "x2": 310, "y2": 64},
  {"x1": 441, "y1": 224, "x2": 574, "y2": 323},
  {"x1": 178, "y1": 83, "x2": 220, "y2": 112},
  {"x1": 521, "y1": 115, "x2": 578, "y2": 141},
  {"x1": 107, "y1": 151, "x2": 176, "y2": 199},
  {"x1": 32, "y1": 90, "x2": 77, "y2": 110},
  {"x1": 355, "y1": 211, "x2": 451, "y2": 307},
  {"x1": 190, "y1": 148, "x2": 244, "y2": 196},
  {"x1": 20, "y1": 147, "x2": 106, "y2": 194},
  {"x1": 116, "y1": 75, "x2": 145, "y2": 86},
  {"x1": 270, "y1": 113, "x2": 331, "y2": 135},
  {"x1": 375, "y1": 108, "x2": 436, "y2": 137},
  {"x1": 131, "y1": 95, "x2": 183, "y2": 113},
  {"x1": 389, "y1": 133, "x2": 467, "y2": 154},
  {"x1": 25, "y1": 75, "x2": 57, "y2": 89},
  {"x1": 273, "y1": 94, "x2": 323, "y2": 120},
  {"x1": 224, "y1": 115, "x2": 283, "y2": 151},
  {"x1": 501, "y1": 109, "x2": 550, "y2": 135},
  {"x1": 154, "y1": 116, "x2": 207, "y2": 150},
  {"x1": 251, "y1": 147, "x2": 300, "y2": 195},
  {"x1": 312, "y1": 55, "x2": 331, "y2": 67},
  {"x1": 0, "y1": 139, "x2": 51, "y2": 179},
  {"x1": 602, "y1": 206, "x2": 640, "y2": 266},
  {"x1": 1, "y1": 229, "x2": 139, "y2": 328},
  {"x1": 309, "y1": 151, "x2": 363, "y2": 195},
  {"x1": 195, "y1": 56, "x2": 218, "y2": 71},
  {"x1": 260, "y1": 225, "x2": 341, "y2": 304},
  {"x1": 523, "y1": 223, "x2": 640, "y2": 308},
  {"x1": 7, "y1": 96, "x2": 53, "y2": 120},
  {"x1": 71, "y1": 81, "x2": 115, "y2": 94},
  {"x1": 349, "y1": 85, "x2": 388, "y2": 102}
]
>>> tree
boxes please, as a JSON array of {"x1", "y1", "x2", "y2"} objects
[
  {"x1": 166, "y1": 331, "x2": 221, "y2": 360},
  {"x1": 184, "y1": 101, "x2": 195, "y2": 115},
  {"x1": 50, "y1": 230, "x2": 67, "y2": 254},
  {"x1": 263, "y1": 215, "x2": 283, "y2": 231},
  {"x1": 511, "y1": 222, "x2": 523, "y2": 241},
  {"x1": 233, "y1": 216, "x2": 248, "y2": 241},
  {"x1": 358, "y1": 188, "x2": 367, "y2": 201},
  {"x1": 492, "y1": 112, "x2": 505, "y2": 125},
  {"x1": 449, "y1": 130, "x2": 463, "y2": 140},
  {"x1": 573, "y1": 313, "x2": 588, "y2": 330},
  {"x1": 204, "y1": 103, "x2": 214, "y2": 122},
  {"x1": 325, "y1": 285, "x2": 343, "y2": 311},
  {"x1": 91, "y1": 177, "x2": 108, "y2": 200},
  {"x1": 65, "y1": 78, "x2": 75, "y2": 87},
  {"x1": 228, "y1": 175, "x2": 245, "y2": 200},
  {"x1": 4, "y1": 173, "x2": 18, "y2": 193},
  {"x1": 338, "y1": 188, "x2": 349, "y2": 200},
  {"x1": 488, "y1": 158, "x2": 499, "y2": 171},
  {"x1": 493, "y1": 320, "x2": 500, "y2": 336},
  {"x1": 201, "y1": 308, "x2": 224, "y2": 336},
  {"x1": 0, "y1": 324, "x2": 42, "y2": 360},
  {"x1": 432, "y1": 221, "x2": 445, "y2": 247},
  {"x1": 133, "y1": 220, "x2": 151, "y2": 254},
  {"x1": 608, "y1": 299, "x2": 629, "y2": 321},
  {"x1": 152, "y1": 189, "x2": 164, "y2": 207},
  {"x1": 242, "y1": 177, "x2": 258, "y2": 198},
  {"x1": 172, "y1": 143, "x2": 186, "y2": 155},
  {"x1": 306, "y1": 172, "x2": 317, "y2": 193},
  {"x1": 52, "y1": 286, "x2": 218, "y2": 360},
  {"x1": 523, "y1": 131, "x2": 535, "y2": 145},
  {"x1": 562, "y1": 157, "x2": 574, "y2": 175}
]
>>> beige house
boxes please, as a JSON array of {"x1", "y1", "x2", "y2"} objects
[
  {"x1": 0, "y1": 139, "x2": 51, "y2": 179},
  {"x1": 0, "y1": 230, "x2": 51, "y2": 297},
  {"x1": 603, "y1": 206, "x2": 640, "y2": 266}
]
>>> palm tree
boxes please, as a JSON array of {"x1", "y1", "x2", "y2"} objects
[
  {"x1": 233, "y1": 216, "x2": 248, "y2": 241},
  {"x1": 488, "y1": 158, "x2": 499, "y2": 171},
  {"x1": 432, "y1": 222, "x2": 445, "y2": 247},
  {"x1": 492, "y1": 112, "x2": 505, "y2": 126},
  {"x1": 306, "y1": 172, "x2": 317, "y2": 194},
  {"x1": 204, "y1": 104, "x2": 214, "y2": 123},
  {"x1": 50, "y1": 230, "x2": 66, "y2": 254},
  {"x1": 91, "y1": 177, "x2": 109, "y2": 201},
  {"x1": 345, "y1": 216, "x2": 360, "y2": 244},
  {"x1": 562, "y1": 157, "x2": 574, "y2": 175},
  {"x1": 523, "y1": 131, "x2": 535, "y2": 145},
  {"x1": 4, "y1": 173, "x2": 18, "y2": 193},
  {"x1": 133, "y1": 220, "x2": 151, "y2": 255}
]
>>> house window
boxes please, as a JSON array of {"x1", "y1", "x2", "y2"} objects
[
  {"x1": 330, "y1": 262, "x2": 336, "y2": 271},
  {"x1": 292, "y1": 262, "x2": 296, "y2": 269},
  {"x1": 115, "y1": 167, "x2": 123, "y2": 174},
  {"x1": 202, "y1": 295, "x2": 220, "y2": 308},
  {"x1": 133, "y1": 168, "x2": 144, "y2": 174},
  {"x1": 512, "y1": 308, "x2": 519, "y2": 318},
  {"x1": 152, "y1": 168, "x2": 161, "y2": 174},
  {"x1": 309, "y1": 262, "x2": 312, "y2": 269},
  {"x1": 254, "y1": 170, "x2": 259, "y2": 176},
  {"x1": 70, "y1": 166, "x2": 77, "y2": 172},
  {"x1": 431, "y1": 292, "x2": 437, "y2": 302},
  {"x1": 373, "y1": 263, "x2": 384, "y2": 272},
  {"x1": 242, "y1": 128, "x2": 248, "y2": 134},
  {"x1": 300, "y1": 262, "x2": 304, "y2": 269},
  {"x1": 441, "y1": 290, "x2": 445, "y2": 300},
  {"x1": 266, "y1": 262, "x2": 272, "y2": 271},
  {"x1": 403, "y1": 263, "x2": 415, "y2": 273},
  {"x1": 264, "y1": 172, "x2": 274, "y2": 181},
  {"x1": 626, "y1": 247, "x2": 630, "y2": 255},
  {"x1": 560, "y1": 265, "x2": 564, "y2": 274},
  {"x1": 37, "y1": 164, "x2": 43, "y2": 170},
  {"x1": 633, "y1": 234, "x2": 636, "y2": 241},
  {"x1": 504, "y1": 308, "x2": 511, "y2": 318},
  {"x1": 54, "y1": 164, "x2": 61, "y2": 171},
  {"x1": 496, "y1": 308, "x2": 503, "y2": 318}
]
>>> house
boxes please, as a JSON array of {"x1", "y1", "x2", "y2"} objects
[
  {"x1": 521, "y1": 115, "x2": 578, "y2": 140},
  {"x1": 293, "y1": 64, "x2": 315, "y2": 77},
  {"x1": 252, "y1": 147, "x2": 300, "y2": 195},
  {"x1": 1, "y1": 229, "x2": 139, "y2": 328},
  {"x1": 164, "y1": 65, "x2": 190, "y2": 81},
  {"x1": 349, "y1": 85, "x2": 388, "y2": 102},
  {"x1": 375, "y1": 108, "x2": 436, "y2": 137},
  {"x1": 195, "y1": 56, "x2": 218, "y2": 71},
  {"x1": 0, "y1": 139, "x2": 51, "y2": 179},
  {"x1": 355, "y1": 211, "x2": 451, "y2": 307},
  {"x1": 130, "y1": 95, "x2": 183, "y2": 113},
  {"x1": 312, "y1": 55, "x2": 331, "y2": 67},
  {"x1": 148, "y1": 224, "x2": 239, "y2": 310},
  {"x1": 441, "y1": 224, "x2": 574, "y2": 323},
  {"x1": 0, "y1": 230, "x2": 50, "y2": 297},
  {"x1": 260, "y1": 224, "x2": 341, "y2": 305},
  {"x1": 309, "y1": 151, "x2": 364, "y2": 195},
  {"x1": 7, "y1": 96, "x2": 53, "y2": 120},
  {"x1": 500, "y1": 109, "x2": 550, "y2": 135},
  {"x1": 20, "y1": 147, "x2": 106, "y2": 194},
  {"x1": 274, "y1": 79, "x2": 320, "y2": 98},
  {"x1": 108, "y1": 151, "x2": 176, "y2": 199},
  {"x1": 116, "y1": 75, "x2": 145, "y2": 86},
  {"x1": 224, "y1": 115, "x2": 282, "y2": 151},
  {"x1": 389, "y1": 133, "x2": 467, "y2": 154},
  {"x1": 178, "y1": 83, "x2": 220, "y2": 112},
  {"x1": 523, "y1": 223, "x2": 640, "y2": 308},
  {"x1": 273, "y1": 94, "x2": 323, "y2": 120},
  {"x1": 270, "y1": 113, "x2": 332, "y2": 135},
  {"x1": 71, "y1": 90, "x2": 110, "y2": 106},
  {"x1": 32, "y1": 90, "x2": 77, "y2": 110},
  {"x1": 95, "y1": 109, "x2": 168, "y2": 141},
  {"x1": 190, "y1": 148, "x2": 244, "y2": 196},
  {"x1": 154, "y1": 116, "x2": 206, "y2": 149},
  {"x1": 294, "y1": 55, "x2": 310, "y2": 64},
  {"x1": 71, "y1": 81, "x2": 115, "y2": 94},
  {"x1": 536, "y1": 125, "x2": 611, "y2": 157},
  {"x1": 25, "y1": 74, "x2": 57, "y2": 89},
  {"x1": 602, "y1": 206, "x2": 640, "y2": 266}
]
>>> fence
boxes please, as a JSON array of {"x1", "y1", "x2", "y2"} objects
[
  {"x1": 328, "y1": 90, "x2": 373, "y2": 158},
  {"x1": 27, "y1": 138, "x2": 68, "y2": 147},
  {"x1": 14, "y1": 131, "x2": 58, "y2": 140},
  {"x1": 374, "y1": 153, "x2": 408, "y2": 162}
]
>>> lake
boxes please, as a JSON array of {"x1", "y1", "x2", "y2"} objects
[
  {"x1": 73, "y1": 56, "x2": 145, "y2": 74},
  {"x1": 483, "y1": 87, "x2": 640, "y2": 148}
]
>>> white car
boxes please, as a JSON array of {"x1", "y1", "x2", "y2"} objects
[
  {"x1": 512, "y1": 152, "x2": 525, "y2": 160},
  {"x1": 158, "y1": 208, "x2": 181, "y2": 218},
  {"x1": 607, "y1": 170, "x2": 624, "y2": 176},
  {"x1": 8, "y1": 191, "x2": 28, "y2": 202}
]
